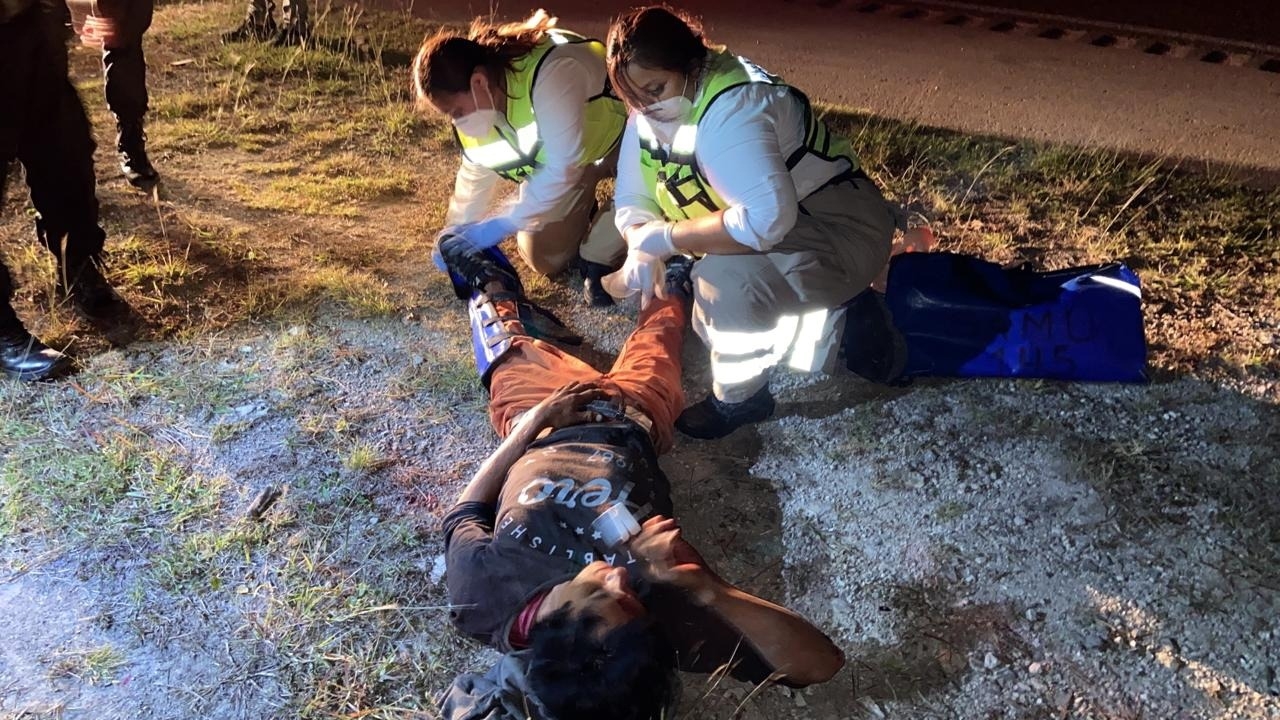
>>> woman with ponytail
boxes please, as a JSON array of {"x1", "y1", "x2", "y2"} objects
[{"x1": 414, "y1": 10, "x2": 629, "y2": 306}]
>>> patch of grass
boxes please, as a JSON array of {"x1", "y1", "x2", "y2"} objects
[
  {"x1": 48, "y1": 645, "x2": 126, "y2": 686},
  {"x1": 150, "y1": 522, "x2": 276, "y2": 593},
  {"x1": 343, "y1": 442, "x2": 389, "y2": 473},
  {"x1": 934, "y1": 500, "x2": 970, "y2": 522},
  {"x1": 1, "y1": 432, "x2": 224, "y2": 542}
]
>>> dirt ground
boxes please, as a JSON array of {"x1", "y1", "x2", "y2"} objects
[{"x1": 1, "y1": 2, "x2": 1278, "y2": 719}]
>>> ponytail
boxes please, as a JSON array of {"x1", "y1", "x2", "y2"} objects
[{"x1": 413, "y1": 9, "x2": 559, "y2": 106}]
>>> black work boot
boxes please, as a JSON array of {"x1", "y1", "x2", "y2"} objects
[
  {"x1": 221, "y1": 14, "x2": 277, "y2": 43},
  {"x1": 58, "y1": 257, "x2": 125, "y2": 320},
  {"x1": 675, "y1": 384, "x2": 775, "y2": 440},
  {"x1": 117, "y1": 120, "x2": 159, "y2": 189},
  {"x1": 1, "y1": 307, "x2": 72, "y2": 382},
  {"x1": 438, "y1": 235, "x2": 523, "y2": 297},
  {"x1": 580, "y1": 258, "x2": 615, "y2": 308},
  {"x1": 663, "y1": 255, "x2": 694, "y2": 304}
]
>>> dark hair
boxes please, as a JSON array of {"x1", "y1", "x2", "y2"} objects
[
  {"x1": 606, "y1": 5, "x2": 710, "y2": 110},
  {"x1": 525, "y1": 606, "x2": 679, "y2": 720},
  {"x1": 412, "y1": 10, "x2": 559, "y2": 107}
]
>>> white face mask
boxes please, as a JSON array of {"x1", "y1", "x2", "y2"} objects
[
  {"x1": 641, "y1": 74, "x2": 692, "y2": 124},
  {"x1": 453, "y1": 83, "x2": 503, "y2": 138}
]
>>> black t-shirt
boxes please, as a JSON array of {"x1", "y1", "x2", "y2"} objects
[{"x1": 442, "y1": 422, "x2": 774, "y2": 684}]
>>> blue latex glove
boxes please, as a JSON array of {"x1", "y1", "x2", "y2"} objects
[{"x1": 431, "y1": 217, "x2": 518, "y2": 272}]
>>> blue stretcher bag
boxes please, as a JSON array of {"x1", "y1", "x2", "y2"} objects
[{"x1": 884, "y1": 252, "x2": 1148, "y2": 382}]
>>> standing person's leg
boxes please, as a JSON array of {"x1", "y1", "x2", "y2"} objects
[
  {"x1": 102, "y1": 0, "x2": 157, "y2": 188},
  {"x1": 0, "y1": 8, "x2": 74, "y2": 380},
  {"x1": 20, "y1": 25, "x2": 120, "y2": 318}
]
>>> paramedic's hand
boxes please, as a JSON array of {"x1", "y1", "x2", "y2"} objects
[
  {"x1": 631, "y1": 516, "x2": 714, "y2": 602},
  {"x1": 624, "y1": 220, "x2": 677, "y2": 260},
  {"x1": 430, "y1": 217, "x2": 517, "y2": 272},
  {"x1": 601, "y1": 250, "x2": 666, "y2": 309},
  {"x1": 529, "y1": 380, "x2": 609, "y2": 432},
  {"x1": 441, "y1": 216, "x2": 518, "y2": 261}
]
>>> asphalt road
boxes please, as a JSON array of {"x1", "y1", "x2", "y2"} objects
[
  {"x1": 910, "y1": 0, "x2": 1280, "y2": 48},
  {"x1": 400, "y1": 0, "x2": 1280, "y2": 182}
]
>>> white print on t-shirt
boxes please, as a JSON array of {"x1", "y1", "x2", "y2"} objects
[
  {"x1": 499, "y1": 472, "x2": 649, "y2": 568},
  {"x1": 516, "y1": 476, "x2": 637, "y2": 512},
  {"x1": 501, "y1": 513, "x2": 642, "y2": 568}
]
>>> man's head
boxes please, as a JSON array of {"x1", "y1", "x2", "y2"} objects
[{"x1": 526, "y1": 563, "x2": 679, "y2": 720}]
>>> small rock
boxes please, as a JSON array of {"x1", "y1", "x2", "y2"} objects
[
  {"x1": 1028, "y1": 662, "x2": 1043, "y2": 674},
  {"x1": 984, "y1": 652, "x2": 1000, "y2": 669},
  {"x1": 794, "y1": 693, "x2": 807, "y2": 708}
]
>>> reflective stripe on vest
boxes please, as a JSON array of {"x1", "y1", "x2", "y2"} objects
[
  {"x1": 636, "y1": 51, "x2": 861, "y2": 220},
  {"x1": 456, "y1": 30, "x2": 627, "y2": 183}
]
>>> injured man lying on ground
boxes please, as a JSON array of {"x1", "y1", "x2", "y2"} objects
[{"x1": 434, "y1": 238, "x2": 844, "y2": 720}]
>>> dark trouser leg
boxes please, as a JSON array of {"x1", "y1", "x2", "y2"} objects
[
  {"x1": 103, "y1": 41, "x2": 148, "y2": 126},
  {"x1": 21, "y1": 77, "x2": 107, "y2": 273},
  {"x1": 104, "y1": 34, "x2": 159, "y2": 185},
  {"x1": 0, "y1": 17, "x2": 73, "y2": 381}
]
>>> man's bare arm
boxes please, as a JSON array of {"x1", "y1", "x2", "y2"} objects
[
  {"x1": 456, "y1": 381, "x2": 608, "y2": 505},
  {"x1": 631, "y1": 516, "x2": 845, "y2": 686}
]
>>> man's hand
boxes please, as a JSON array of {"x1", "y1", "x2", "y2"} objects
[
  {"x1": 630, "y1": 516, "x2": 715, "y2": 602},
  {"x1": 526, "y1": 380, "x2": 609, "y2": 433}
]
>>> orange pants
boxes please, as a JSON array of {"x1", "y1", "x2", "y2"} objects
[{"x1": 487, "y1": 296, "x2": 687, "y2": 454}]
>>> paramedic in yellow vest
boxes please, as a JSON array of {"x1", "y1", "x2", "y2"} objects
[
  {"x1": 413, "y1": 11, "x2": 629, "y2": 307},
  {"x1": 605, "y1": 5, "x2": 900, "y2": 439}
]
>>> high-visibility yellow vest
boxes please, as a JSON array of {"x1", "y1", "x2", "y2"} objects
[
  {"x1": 456, "y1": 30, "x2": 627, "y2": 183},
  {"x1": 636, "y1": 50, "x2": 861, "y2": 220}
]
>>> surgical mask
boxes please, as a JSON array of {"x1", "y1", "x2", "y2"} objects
[
  {"x1": 641, "y1": 75, "x2": 693, "y2": 124},
  {"x1": 453, "y1": 85, "x2": 503, "y2": 138}
]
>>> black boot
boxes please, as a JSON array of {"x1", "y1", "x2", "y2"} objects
[
  {"x1": 580, "y1": 259, "x2": 615, "y2": 308},
  {"x1": 117, "y1": 120, "x2": 159, "y2": 189},
  {"x1": 439, "y1": 235, "x2": 523, "y2": 296},
  {"x1": 221, "y1": 14, "x2": 277, "y2": 43},
  {"x1": 664, "y1": 255, "x2": 694, "y2": 303},
  {"x1": 58, "y1": 256, "x2": 125, "y2": 320},
  {"x1": 675, "y1": 384, "x2": 775, "y2": 439},
  {"x1": 1, "y1": 307, "x2": 72, "y2": 382}
]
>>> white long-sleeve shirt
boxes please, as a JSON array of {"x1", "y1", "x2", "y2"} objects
[
  {"x1": 445, "y1": 41, "x2": 607, "y2": 231},
  {"x1": 614, "y1": 82, "x2": 850, "y2": 252}
]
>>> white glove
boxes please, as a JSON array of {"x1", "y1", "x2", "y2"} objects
[
  {"x1": 623, "y1": 220, "x2": 677, "y2": 260},
  {"x1": 601, "y1": 250, "x2": 667, "y2": 310}
]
